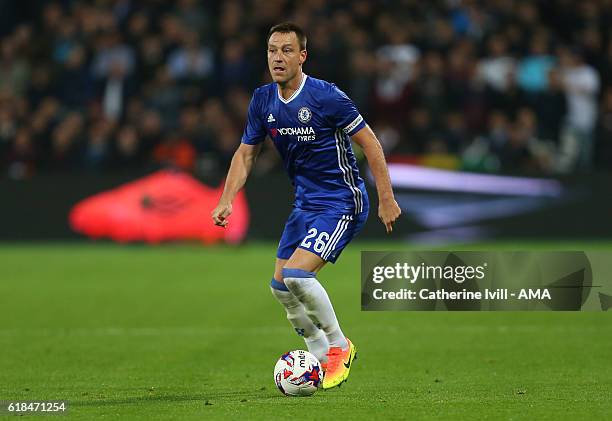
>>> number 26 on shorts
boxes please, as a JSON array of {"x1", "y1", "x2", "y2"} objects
[{"x1": 300, "y1": 228, "x2": 330, "y2": 253}]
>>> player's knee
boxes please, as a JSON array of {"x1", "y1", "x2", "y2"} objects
[
  {"x1": 270, "y1": 277, "x2": 288, "y2": 293},
  {"x1": 282, "y1": 267, "x2": 316, "y2": 280},
  {"x1": 282, "y1": 268, "x2": 317, "y2": 293}
]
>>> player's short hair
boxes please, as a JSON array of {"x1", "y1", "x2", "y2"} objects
[{"x1": 267, "y1": 22, "x2": 307, "y2": 51}]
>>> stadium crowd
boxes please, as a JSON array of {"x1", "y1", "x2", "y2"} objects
[{"x1": 1, "y1": 0, "x2": 611, "y2": 179}]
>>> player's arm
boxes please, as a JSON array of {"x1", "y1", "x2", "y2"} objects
[
  {"x1": 351, "y1": 125, "x2": 401, "y2": 233},
  {"x1": 212, "y1": 143, "x2": 262, "y2": 227}
]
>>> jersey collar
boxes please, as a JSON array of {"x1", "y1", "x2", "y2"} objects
[{"x1": 277, "y1": 73, "x2": 308, "y2": 104}]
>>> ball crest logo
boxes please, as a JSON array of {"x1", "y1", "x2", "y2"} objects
[{"x1": 298, "y1": 107, "x2": 312, "y2": 123}]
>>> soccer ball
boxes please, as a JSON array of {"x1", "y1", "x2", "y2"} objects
[{"x1": 273, "y1": 350, "x2": 322, "y2": 396}]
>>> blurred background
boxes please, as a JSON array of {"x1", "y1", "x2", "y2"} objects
[
  {"x1": 1, "y1": 0, "x2": 612, "y2": 243},
  {"x1": 2, "y1": 3, "x2": 611, "y2": 415}
]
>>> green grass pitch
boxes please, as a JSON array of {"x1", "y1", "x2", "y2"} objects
[{"x1": 1, "y1": 242, "x2": 611, "y2": 420}]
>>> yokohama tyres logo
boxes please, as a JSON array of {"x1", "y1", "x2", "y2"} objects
[{"x1": 277, "y1": 126, "x2": 315, "y2": 136}]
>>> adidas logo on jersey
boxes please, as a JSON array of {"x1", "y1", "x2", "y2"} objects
[{"x1": 267, "y1": 114, "x2": 276, "y2": 123}]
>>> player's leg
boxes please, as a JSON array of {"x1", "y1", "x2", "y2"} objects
[
  {"x1": 282, "y1": 211, "x2": 368, "y2": 388},
  {"x1": 271, "y1": 211, "x2": 329, "y2": 363},
  {"x1": 282, "y1": 248, "x2": 348, "y2": 350},
  {"x1": 282, "y1": 248, "x2": 355, "y2": 389}
]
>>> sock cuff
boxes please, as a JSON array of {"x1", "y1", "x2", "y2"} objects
[
  {"x1": 282, "y1": 268, "x2": 316, "y2": 279},
  {"x1": 270, "y1": 278, "x2": 290, "y2": 291}
]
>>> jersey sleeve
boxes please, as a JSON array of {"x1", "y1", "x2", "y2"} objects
[
  {"x1": 241, "y1": 92, "x2": 266, "y2": 145},
  {"x1": 326, "y1": 85, "x2": 367, "y2": 136}
]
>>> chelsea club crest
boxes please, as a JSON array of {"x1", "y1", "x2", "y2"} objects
[{"x1": 297, "y1": 107, "x2": 312, "y2": 123}]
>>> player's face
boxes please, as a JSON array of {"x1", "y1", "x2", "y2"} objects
[{"x1": 267, "y1": 32, "x2": 306, "y2": 84}]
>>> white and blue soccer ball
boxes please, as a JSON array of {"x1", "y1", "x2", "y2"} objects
[{"x1": 273, "y1": 350, "x2": 322, "y2": 397}]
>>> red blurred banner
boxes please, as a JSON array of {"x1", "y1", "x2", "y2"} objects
[{"x1": 69, "y1": 170, "x2": 249, "y2": 244}]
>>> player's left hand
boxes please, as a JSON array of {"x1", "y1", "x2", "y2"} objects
[{"x1": 378, "y1": 198, "x2": 401, "y2": 234}]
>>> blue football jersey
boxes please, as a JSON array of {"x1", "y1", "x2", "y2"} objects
[{"x1": 241, "y1": 74, "x2": 368, "y2": 214}]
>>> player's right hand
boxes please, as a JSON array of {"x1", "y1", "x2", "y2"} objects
[{"x1": 212, "y1": 202, "x2": 232, "y2": 227}]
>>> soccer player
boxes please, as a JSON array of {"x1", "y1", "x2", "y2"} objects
[{"x1": 212, "y1": 22, "x2": 401, "y2": 389}]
